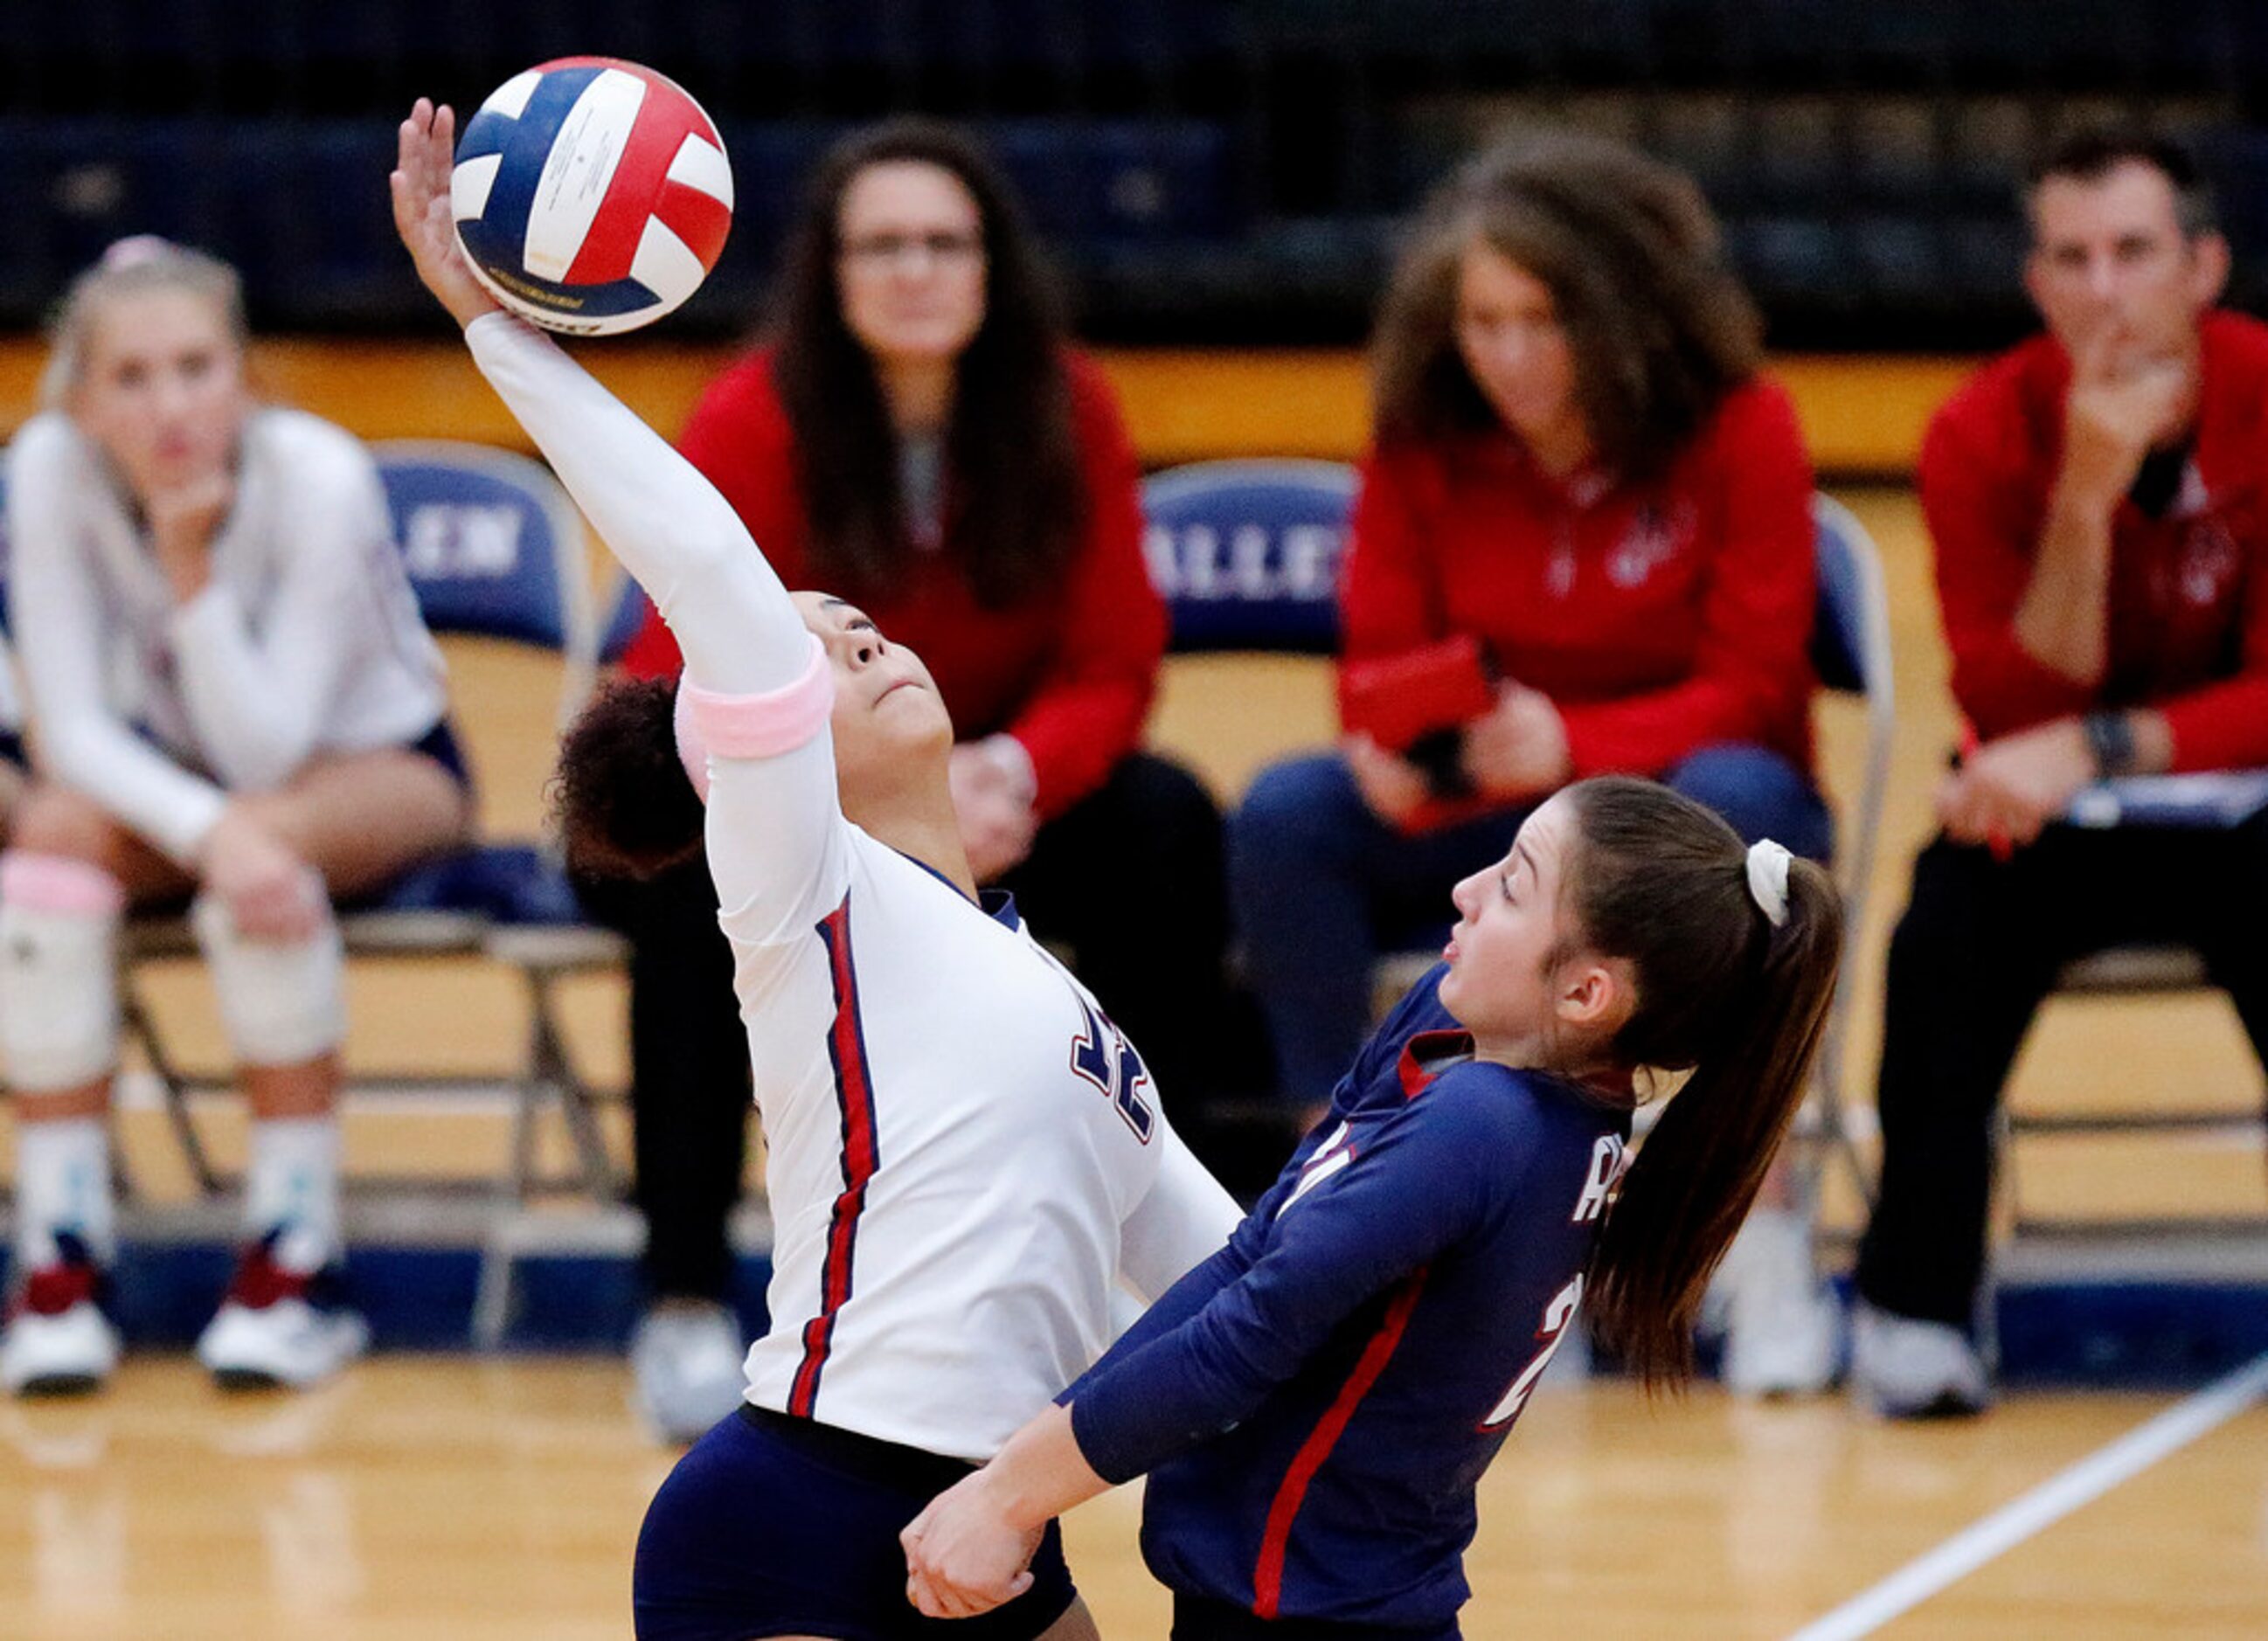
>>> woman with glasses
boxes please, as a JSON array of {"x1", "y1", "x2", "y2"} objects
[{"x1": 602, "y1": 120, "x2": 1258, "y2": 1443}]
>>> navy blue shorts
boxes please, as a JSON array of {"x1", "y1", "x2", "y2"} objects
[
  {"x1": 634, "y1": 1404, "x2": 1079, "y2": 1641},
  {"x1": 406, "y1": 717, "x2": 475, "y2": 794}
]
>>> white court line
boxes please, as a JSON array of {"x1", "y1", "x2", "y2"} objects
[{"x1": 1786, "y1": 1349, "x2": 2268, "y2": 1641}]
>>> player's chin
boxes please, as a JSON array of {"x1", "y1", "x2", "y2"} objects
[
  {"x1": 876, "y1": 678, "x2": 940, "y2": 715},
  {"x1": 878, "y1": 688, "x2": 954, "y2": 750}
]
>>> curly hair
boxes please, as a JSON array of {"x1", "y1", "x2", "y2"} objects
[
  {"x1": 551, "y1": 676, "x2": 705, "y2": 880},
  {"x1": 1372, "y1": 129, "x2": 1762, "y2": 483}
]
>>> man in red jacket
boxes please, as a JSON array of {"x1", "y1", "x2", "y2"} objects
[{"x1": 1851, "y1": 131, "x2": 2268, "y2": 1417}]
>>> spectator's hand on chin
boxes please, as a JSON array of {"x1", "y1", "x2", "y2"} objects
[
  {"x1": 148, "y1": 469, "x2": 233, "y2": 604},
  {"x1": 2060, "y1": 326, "x2": 2194, "y2": 509}
]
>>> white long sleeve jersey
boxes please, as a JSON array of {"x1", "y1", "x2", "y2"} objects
[
  {"x1": 468, "y1": 314, "x2": 1238, "y2": 1463},
  {"x1": 5, "y1": 409, "x2": 448, "y2": 862}
]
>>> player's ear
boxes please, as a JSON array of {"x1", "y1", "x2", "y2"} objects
[
  {"x1": 1555, "y1": 952, "x2": 1635, "y2": 1039},
  {"x1": 2188, "y1": 230, "x2": 2230, "y2": 308}
]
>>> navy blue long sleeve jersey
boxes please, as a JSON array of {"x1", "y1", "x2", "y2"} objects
[{"x1": 1065, "y1": 966, "x2": 1633, "y2": 1629}]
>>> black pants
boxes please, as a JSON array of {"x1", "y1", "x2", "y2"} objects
[
  {"x1": 1854, "y1": 818, "x2": 2268, "y2": 1329},
  {"x1": 599, "y1": 751, "x2": 1257, "y2": 1305},
  {"x1": 579, "y1": 854, "x2": 754, "y2": 1305}
]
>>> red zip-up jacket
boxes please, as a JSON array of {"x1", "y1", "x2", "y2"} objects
[
  {"x1": 1922, "y1": 310, "x2": 2268, "y2": 772},
  {"x1": 1342, "y1": 377, "x2": 1817, "y2": 779},
  {"x1": 622, "y1": 347, "x2": 1162, "y2": 819}
]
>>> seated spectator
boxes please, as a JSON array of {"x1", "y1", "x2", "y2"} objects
[
  {"x1": 0, "y1": 239, "x2": 473, "y2": 1397},
  {"x1": 1234, "y1": 133, "x2": 1826, "y2": 1108},
  {"x1": 1230, "y1": 128, "x2": 1833, "y2": 1392},
  {"x1": 1851, "y1": 131, "x2": 2268, "y2": 1417},
  {"x1": 607, "y1": 120, "x2": 1254, "y2": 1442}
]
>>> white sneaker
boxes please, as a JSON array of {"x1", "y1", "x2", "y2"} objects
[
  {"x1": 196, "y1": 1243, "x2": 368, "y2": 1390},
  {"x1": 631, "y1": 1300, "x2": 746, "y2": 1444},
  {"x1": 1848, "y1": 1299, "x2": 1991, "y2": 1419},
  {"x1": 1718, "y1": 1208, "x2": 1841, "y2": 1397},
  {"x1": 1, "y1": 1241, "x2": 120, "y2": 1396}
]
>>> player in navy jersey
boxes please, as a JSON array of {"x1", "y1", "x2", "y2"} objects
[
  {"x1": 904, "y1": 776, "x2": 1841, "y2": 1635},
  {"x1": 393, "y1": 104, "x2": 1239, "y2": 1641}
]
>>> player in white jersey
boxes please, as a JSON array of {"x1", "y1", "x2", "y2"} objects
[
  {"x1": 0, "y1": 239, "x2": 473, "y2": 1397},
  {"x1": 393, "y1": 103, "x2": 1238, "y2": 1641}
]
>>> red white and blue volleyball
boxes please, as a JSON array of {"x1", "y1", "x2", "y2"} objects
[{"x1": 450, "y1": 59, "x2": 733, "y2": 336}]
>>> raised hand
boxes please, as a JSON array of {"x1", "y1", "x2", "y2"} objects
[
  {"x1": 2061, "y1": 325, "x2": 2191, "y2": 510},
  {"x1": 390, "y1": 99, "x2": 502, "y2": 330},
  {"x1": 146, "y1": 468, "x2": 234, "y2": 604}
]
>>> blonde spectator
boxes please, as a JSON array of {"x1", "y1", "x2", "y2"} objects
[{"x1": 0, "y1": 239, "x2": 473, "y2": 1396}]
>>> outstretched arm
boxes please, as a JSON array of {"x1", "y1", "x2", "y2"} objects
[
  {"x1": 392, "y1": 100, "x2": 845, "y2": 937},
  {"x1": 390, "y1": 100, "x2": 805, "y2": 696}
]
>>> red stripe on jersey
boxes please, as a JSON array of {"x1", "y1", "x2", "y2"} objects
[
  {"x1": 1396, "y1": 1029, "x2": 1467, "y2": 1100},
  {"x1": 564, "y1": 69, "x2": 724, "y2": 284},
  {"x1": 1251, "y1": 1270, "x2": 1431, "y2": 1617},
  {"x1": 787, "y1": 895, "x2": 881, "y2": 1419}
]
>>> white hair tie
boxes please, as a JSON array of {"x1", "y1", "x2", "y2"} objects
[{"x1": 1745, "y1": 839, "x2": 1792, "y2": 929}]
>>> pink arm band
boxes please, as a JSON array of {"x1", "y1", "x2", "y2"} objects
[
  {"x1": 0, "y1": 851, "x2": 126, "y2": 917},
  {"x1": 672, "y1": 633, "x2": 836, "y2": 803}
]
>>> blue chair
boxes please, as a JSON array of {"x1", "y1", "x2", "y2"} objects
[
  {"x1": 1137, "y1": 458, "x2": 1356, "y2": 654},
  {"x1": 377, "y1": 440, "x2": 600, "y2": 711},
  {"x1": 2002, "y1": 774, "x2": 2268, "y2": 1243}
]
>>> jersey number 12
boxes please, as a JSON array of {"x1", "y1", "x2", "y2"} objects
[{"x1": 1069, "y1": 996, "x2": 1156, "y2": 1142}]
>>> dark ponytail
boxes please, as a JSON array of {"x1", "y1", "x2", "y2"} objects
[
  {"x1": 1560, "y1": 777, "x2": 1842, "y2": 1392},
  {"x1": 551, "y1": 676, "x2": 705, "y2": 880}
]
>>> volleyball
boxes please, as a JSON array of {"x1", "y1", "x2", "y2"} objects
[{"x1": 450, "y1": 58, "x2": 733, "y2": 336}]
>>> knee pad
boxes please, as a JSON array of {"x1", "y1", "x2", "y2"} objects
[
  {"x1": 0, "y1": 851, "x2": 123, "y2": 1091},
  {"x1": 190, "y1": 875, "x2": 347, "y2": 1066}
]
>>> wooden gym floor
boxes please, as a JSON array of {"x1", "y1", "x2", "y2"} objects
[
  {"x1": 0, "y1": 466, "x2": 2263, "y2": 1632},
  {"x1": 2, "y1": 1359, "x2": 2264, "y2": 1638}
]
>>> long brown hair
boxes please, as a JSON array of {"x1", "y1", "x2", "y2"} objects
[
  {"x1": 767, "y1": 119, "x2": 1087, "y2": 608},
  {"x1": 1556, "y1": 777, "x2": 1841, "y2": 1391},
  {"x1": 1372, "y1": 129, "x2": 1762, "y2": 483}
]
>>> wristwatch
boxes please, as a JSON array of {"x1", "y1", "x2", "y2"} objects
[{"x1": 2082, "y1": 710, "x2": 2137, "y2": 779}]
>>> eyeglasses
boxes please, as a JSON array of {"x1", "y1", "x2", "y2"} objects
[{"x1": 840, "y1": 230, "x2": 986, "y2": 268}]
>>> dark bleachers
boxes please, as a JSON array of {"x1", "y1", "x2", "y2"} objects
[{"x1": 1, "y1": 0, "x2": 2264, "y2": 346}]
